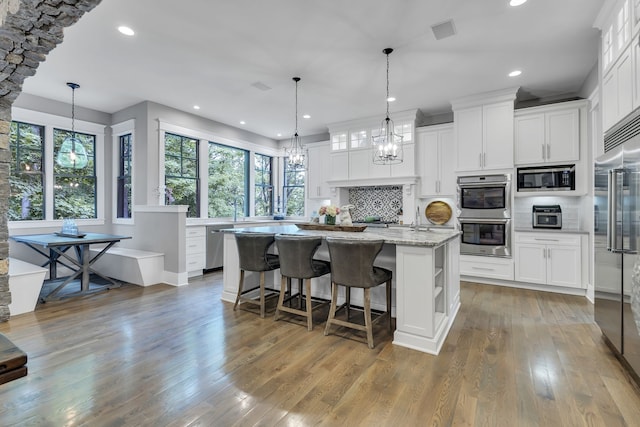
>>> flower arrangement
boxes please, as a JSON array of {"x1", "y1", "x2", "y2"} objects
[
  {"x1": 319, "y1": 205, "x2": 340, "y2": 225},
  {"x1": 319, "y1": 205, "x2": 340, "y2": 217}
]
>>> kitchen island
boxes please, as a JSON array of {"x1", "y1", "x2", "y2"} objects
[{"x1": 222, "y1": 224, "x2": 460, "y2": 355}]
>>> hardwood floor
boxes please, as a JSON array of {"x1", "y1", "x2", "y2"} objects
[{"x1": 1, "y1": 273, "x2": 639, "y2": 426}]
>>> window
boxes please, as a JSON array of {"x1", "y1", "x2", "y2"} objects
[
  {"x1": 350, "y1": 129, "x2": 368, "y2": 149},
  {"x1": 53, "y1": 128, "x2": 96, "y2": 219},
  {"x1": 331, "y1": 132, "x2": 347, "y2": 150},
  {"x1": 9, "y1": 121, "x2": 44, "y2": 220},
  {"x1": 283, "y1": 160, "x2": 305, "y2": 216},
  {"x1": 254, "y1": 153, "x2": 273, "y2": 216},
  {"x1": 617, "y1": 0, "x2": 630, "y2": 50},
  {"x1": 394, "y1": 121, "x2": 413, "y2": 143},
  {"x1": 116, "y1": 133, "x2": 132, "y2": 219},
  {"x1": 208, "y1": 142, "x2": 248, "y2": 218},
  {"x1": 603, "y1": 26, "x2": 613, "y2": 70},
  {"x1": 164, "y1": 132, "x2": 199, "y2": 217}
]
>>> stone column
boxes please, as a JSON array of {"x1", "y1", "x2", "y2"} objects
[{"x1": 0, "y1": 0, "x2": 103, "y2": 321}]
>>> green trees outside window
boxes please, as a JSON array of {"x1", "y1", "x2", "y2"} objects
[
  {"x1": 165, "y1": 132, "x2": 199, "y2": 217},
  {"x1": 53, "y1": 128, "x2": 97, "y2": 219},
  {"x1": 254, "y1": 153, "x2": 273, "y2": 216},
  {"x1": 9, "y1": 121, "x2": 44, "y2": 220},
  {"x1": 117, "y1": 133, "x2": 132, "y2": 219},
  {"x1": 208, "y1": 143, "x2": 248, "y2": 218},
  {"x1": 283, "y1": 161, "x2": 305, "y2": 216}
]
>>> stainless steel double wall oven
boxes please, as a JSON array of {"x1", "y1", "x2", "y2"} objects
[{"x1": 457, "y1": 174, "x2": 512, "y2": 257}]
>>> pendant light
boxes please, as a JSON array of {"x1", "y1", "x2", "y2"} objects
[
  {"x1": 372, "y1": 48, "x2": 403, "y2": 165},
  {"x1": 285, "y1": 76, "x2": 306, "y2": 167},
  {"x1": 56, "y1": 82, "x2": 89, "y2": 169}
]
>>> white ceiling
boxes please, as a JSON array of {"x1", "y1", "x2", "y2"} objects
[{"x1": 20, "y1": 0, "x2": 604, "y2": 140}]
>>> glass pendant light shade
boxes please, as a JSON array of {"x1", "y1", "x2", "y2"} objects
[
  {"x1": 56, "y1": 82, "x2": 88, "y2": 169},
  {"x1": 372, "y1": 48, "x2": 403, "y2": 165},
  {"x1": 57, "y1": 136, "x2": 89, "y2": 169},
  {"x1": 286, "y1": 77, "x2": 306, "y2": 168}
]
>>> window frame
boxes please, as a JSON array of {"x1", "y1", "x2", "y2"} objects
[
  {"x1": 111, "y1": 119, "x2": 135, "y2": 224},
  {"x1": 164, "y1": 132, "x2": 200, "y2": 218},
  {"x1": 9, "y1": 107, "x2": 106, "y2": 231},
  {"x1": 253, "y1": 152, "x2": 274, "y2": 217},
  {"x1": 9, "y1": 120, "x2": 46, "y2": 221},
  {"x1": 282, "y1": 160, "x2": 306, "y2": 217}
]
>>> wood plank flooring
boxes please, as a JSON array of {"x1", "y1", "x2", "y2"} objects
[{"x1": 0, "y1": 274, "x2": 639, "y2": 426}]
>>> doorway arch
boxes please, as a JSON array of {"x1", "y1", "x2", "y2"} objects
[{"x1": 0, "y1": 0, "x2": 103, "y2": 321}]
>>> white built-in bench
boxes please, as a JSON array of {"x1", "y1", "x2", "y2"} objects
[
  {"x1": 89, "y1": 247, "x2": 164, "y2": 287},
  {"x1": 8, "y1": 258, "x2": 47, "y2": 316}
]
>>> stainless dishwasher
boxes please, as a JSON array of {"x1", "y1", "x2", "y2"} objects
[{"x1": 206, "y1": 225, "x2": 227, "y2": 269}]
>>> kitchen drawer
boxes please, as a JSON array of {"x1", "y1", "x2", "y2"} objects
[
  {"x1": 515, "y1": 232, "x2": 581, "y2": 246},
  {"x1": 460, "y1": 255, "x2": 514, "y2": 280},
  {"x1": 186, "y1": 226, "x2": 206, "y2": 238},
  {"x1": 186, "y1": 252, "x2": 205, "y2": 271},
  {"x1": 186, "y1": 236, "x2": 205, "y2": 255}
]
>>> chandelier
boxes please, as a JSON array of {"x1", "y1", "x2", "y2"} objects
[
  {"x1": 285, "y1": 76, "x2": 305, "y2": 167},
  {"x1": 372, "y1": 48, "x2": 403, "y2": 165},
  {"x1": 56, "y1": 82, "x2": 89, "y2": 169}
]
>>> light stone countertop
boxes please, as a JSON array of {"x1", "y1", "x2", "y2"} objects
[{"x1": 222, "y1": 224, "x2": 460, "y2": 247}]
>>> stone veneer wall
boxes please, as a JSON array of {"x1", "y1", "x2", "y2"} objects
[{"x1": 0, "y1": 0, "x2": 103, "y2": 322}]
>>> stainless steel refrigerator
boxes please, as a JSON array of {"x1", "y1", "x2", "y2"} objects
[{"x1": 594, "y1": 122, "x2": 640, "y2": 385}]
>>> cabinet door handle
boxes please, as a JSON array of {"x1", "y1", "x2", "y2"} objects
[
  {"x1": 472, "y1": 266, "x2": 494, "y2": 271},
  {"x1": 483, "y1": 152, "x2": 486, "y2": 167},
  {"x1": 542, "y1": 144, "x2": 545, "y2": 160},
  {"x1": 547, "y1": 144, "x2": 550, "y2": 159},
  {"x1": 534, "y1": 238, "x2": 559, "y2": 242},
  {"x1": 479, "y1": 153, "x2": 482, "y2": 167},
  {"x1": 543, "y1": 247, "x2": 546, "y2": 258}
]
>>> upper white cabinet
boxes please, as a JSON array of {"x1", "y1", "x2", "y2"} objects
[
  {"x1": 597, "y1": 0, "x2": 638, "y2": 131},
  {"x1": 452, "y1": 88, "x2": 518, "y2": 172},
  {"x1": 514, "y1": 101, "x2": 584, "y2": 165},
  {"x1": 307, "y1": 141, "x2": 331, "y2": 199},
  {"x1": 326, "y1": 110, "x2": 420, "y2": 184},
  {"x1": 416, "y1": 124, "x2": 455, "y2": 197}
]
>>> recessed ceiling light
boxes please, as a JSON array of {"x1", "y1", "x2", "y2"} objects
[
  {"x1": 240, "y1": 121, "x2": 246, "y2": 125},
  {"x1": 387, "y1": 96, "x2": 396, "y2": 102},
  {"x1": 509, "y1": 70, "x2": 522, "y2": 77},
  {"x1": 509, "y1": 0, "x2": 527, "y2": 6},
  {"x1": 303, "y1": 114, "x2": 311, "y2": 119},
  {"x1": 277, "y1": 133, "x2": 282, "y2": 137},
  {"x1": 193, "y1": 105, "x2": 200, "y2": 110},
  {"x1": 118, "y1": 26, "x2": 135, "y2": 36}
]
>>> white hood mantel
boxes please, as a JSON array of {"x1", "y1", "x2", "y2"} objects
[
  {"x1": 327, "y1": 175, "x2": 418, "y2": 189},
  {"x1": 326, "y1": 176, "x2": 419, "y2": 198}
]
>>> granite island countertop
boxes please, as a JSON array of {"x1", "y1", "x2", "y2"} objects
[{"x1": 222, "y1": 224, "x2": 460, "y2": 247}]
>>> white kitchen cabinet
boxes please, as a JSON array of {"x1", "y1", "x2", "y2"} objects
[
  {"x1": 460, "y1": 255, "x2": 514, "y2": 281},
  {"x1": 307, "y1": 142, "x2": 331, "y2": 199},
  {"x1": 453, "y1": 98, "x2": 515, "y2": 172},
  {"x1": 329, "y1": 151, "x2": 349, "y2": 181},
  {"x1": 514, "y1": 102, "x2": 581, "y2": 165},
  {"x1": 603, "y1": 46, "x2": 633, "y2": 131},
  {"x1": 417, "y1": 124, "x2": 455, "y2": 197},
  {"x1": 186, "y1": 226, "x2": 206, "y2": 276},
  {"x1": 390, "y1": 143, "x2": 416, "y2": 178},
  {"x1": 514, "y1": 232, "x2": 583, "y2": 288}
]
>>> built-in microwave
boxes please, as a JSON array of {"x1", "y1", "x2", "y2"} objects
[{"x1": 516, "y1": 165, "x2": 575, "y2": 192}]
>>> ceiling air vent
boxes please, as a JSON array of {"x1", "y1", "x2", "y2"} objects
[
  {"x1": 431, "y1": 19, "x2": 456, "y2": 40},
  {"x1": 251, "y1": 81, "x2": 272, "y2": 91}
]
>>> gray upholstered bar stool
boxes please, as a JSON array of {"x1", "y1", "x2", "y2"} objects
[
  {"x1": 324, "y1": 237, "x2": 392, "y2": 349},
  {"x1": 274, "y1": 235, "x2": 330, "y2": 331},
  {"x1": 234, "y1": 232, "x2": 280, "y2": 318}
]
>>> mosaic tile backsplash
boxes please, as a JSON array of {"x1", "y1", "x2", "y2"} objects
[{"x1": 348, "y1": 186, "x2": 403, "y2": 222}]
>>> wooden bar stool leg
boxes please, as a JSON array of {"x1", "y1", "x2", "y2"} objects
[
  {"x1": 364, "y1": 288, "x2": 374, "y2": 349},
  {"x1": 346, "y1": 286, "x2": 351, "y2": 319},
  {"x1": 234, "y1": 270, "x2": 245, "y2": 311},
  {"x1": 305, "y1": 278, "x2": 313, "y2": 331},
  {"x1": 274, "y1": 275, "x2": 287, "y2": 321},
  {"x1": 324, "y1": 282, "x2": 338, "y2": 336},
  {"x1": 259, "y1": 271, "x2": 266, "y2": 318},
  {"x1": 387, "y1": 279, "x2": 392, "y2": 331}
]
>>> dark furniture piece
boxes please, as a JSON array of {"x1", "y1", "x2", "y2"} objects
[
  {"x1": 0, "y1": 334, "x2": 27, "y2": 384},
  {"x1": 10, "y1": 233, "x2": 131, "y2": 301},
  {"x1": 234, "y1": 232, "x2": 280, "y2": 318},
  {"x1": 324, "y1": 238, "x2": 392, "y2": 348},
  {"x1": 274, "y1": 235, "x2": 330, "y2": 331}
]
